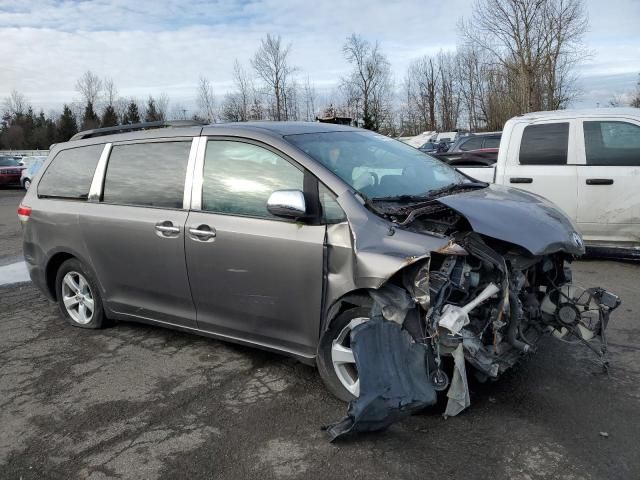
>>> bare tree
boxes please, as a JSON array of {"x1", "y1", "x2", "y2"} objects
[
  {"x1": 232, "y1": 59, "x2": 253, "y2": 121},
  {"x1": 405, "y1": 56, "x2": 438, "y2": 132},
  {"x1": 196, "y1": 76, "x2": 216, "y2": 123},
  {"x1": 251, "y1": 34, "x2": 294, "y2": 121},
  {"x1": 436, "y1": 51, "x2": 461, "y2": 131},
  {"x1": 341, "y1": 34, "x2": 393, "y2": 131},
  {"x1": 103, "y1": 77, "x2": 118, "y2": 107},
  {"x1": 460, "y1": 0, "x2": 588, "y2": 117},
  {"x1": 302, "y1": 76, "x2": 317, "y2": 122},
  {"x1": 75, "y1": 70, "x2": 102, "y2": 106},
  {"x1": 3, "y1": 90, "x2": 28, "y2": 116},
  {"x1": 156, "y1": 93, "x2": 170, "y2": 120},
  {"x1": 631, "y1": 73, "x2": 640, "y2": 108}
]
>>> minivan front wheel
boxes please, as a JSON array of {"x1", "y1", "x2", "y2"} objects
[
  {"x1": 317, "y1": 307, "x2": 370, "y2": 402},
  {"x1": 55, "y1": 259, "x2": 105, "y2": 329}
]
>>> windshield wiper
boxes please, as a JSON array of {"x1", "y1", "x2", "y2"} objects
[
  {"x1": 424, "y1": 181, "x2": 487, "y2": 198},
  {"x1": 371, "y1": 194, "x2": 432, "y2": 202}
]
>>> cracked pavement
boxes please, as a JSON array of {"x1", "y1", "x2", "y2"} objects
[{"x1": 1, "y1": 189, "x2": 639, "y2": 479}]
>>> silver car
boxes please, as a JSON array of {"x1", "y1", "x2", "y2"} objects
[{"x1": 20, "y1": 121, "x2": 615, "y2": 404}]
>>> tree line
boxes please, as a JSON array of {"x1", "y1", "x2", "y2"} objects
[{"x1": 2, "y1": 0, "x2": 638, "y2": 150}]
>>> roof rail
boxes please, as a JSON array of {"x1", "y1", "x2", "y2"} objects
[{"x1": 69, "y1": 120, "x2": 207, "y2": 141}]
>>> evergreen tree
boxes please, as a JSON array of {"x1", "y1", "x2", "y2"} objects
[
  {"x1": 57, "y1": 105, "x2": 78, "y2": 142},
  {"x1": 122, "y1": 101, "x2": 140, "y2": 124},
  {"x1": 144, "y1": 97, "x2": 162, "y2": 122},
  {"x1": 81, "y1": 101, "x2": 100, "y2": 130},
  {"x1": 101, "y1": 105, "x2": 119, "y2": 127},
  {"x1": 23, "y1": 107, "x2": 36, "y2": 146}
]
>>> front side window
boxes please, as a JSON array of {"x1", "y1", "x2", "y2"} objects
[
  {"x1": 319, "y1": 184, "x2": 346, "y2": 223},
  {"x1": 38, "y1": 144, "x2": 104, "y2": 199},
  {"x1": 285, "y1": 130, "x2": 469, "y2": 200},
  {"x1": 102, "y1": 141, "x2": 191, "y2": 208},
  {"x1": 584, "y1": 121, "x2": 640, "y2": 166},
  {"x1": 202, "y1": 140, "x2": 304, "y2": 218},
  {"x1": 519, "y1": 123, "x2": 569, "y2": 165}
]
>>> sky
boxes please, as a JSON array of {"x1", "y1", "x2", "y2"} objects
[{"x1": 0, "y1": 0, "x2": 638, "y2": 116}]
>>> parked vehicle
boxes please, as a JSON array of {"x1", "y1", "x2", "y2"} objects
[
  {"x1": 0, "y1": 156, "x2": 26, "y2": 187},
  {"x1": 447, "y1": 132, "x2": 502, "y2": 153},
  {"x1": 454, "y1": 109, "x2": 640, "y2": 257},
  {"x1": 436, "y1": 147, "x2": 499, "y2": 167},
  {"x1": 19, "y1": 121, "x2": 616, "y2": 410},
  {"x1": 417, "y1": 141, "x2": 438, "y2": 153},
  {"x1": 20, "y1": 156, "x2": 46, "y2": 190}
]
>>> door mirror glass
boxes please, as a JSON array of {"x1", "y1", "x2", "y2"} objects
[{"x1": 267, "y1": 190, "x2": 306, "y2": 218}]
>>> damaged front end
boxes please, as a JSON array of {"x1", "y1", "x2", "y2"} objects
[{"x1": 325, "y1": 186, "x2": 620, "y2": 441}]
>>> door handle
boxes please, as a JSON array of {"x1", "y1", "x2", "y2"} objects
[
  {"x1": 510, "y1": 177, "x2": 533, "y2": 184},
  {"x1": 189, "y1": 225, "x2": 216, "y2": 241},
  {"x1": 155, "y1": 221, "x2": 180, "y2": 237},
  {"x1": 586, "y1": 178, "x2": 614, "y2": 185}
]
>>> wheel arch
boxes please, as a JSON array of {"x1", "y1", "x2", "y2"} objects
[{"x1": 45, "y1": 252, "x2": 76, "y2": 300}]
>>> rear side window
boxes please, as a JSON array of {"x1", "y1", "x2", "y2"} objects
[
  {"x1": 519, "y1": 123, "x2": 569, "y2": 165},
  {"x1": 38, "y1": 144, "x2": 104, "y2": 199},
  {"x1": 483, "y1": 136, "x2": 501, "y2": 149},
  {"x1": 202, "y1": 140, "x2": 304, "y2": 218},
  {"x1": 460, "y1": 136, "x2": 483, "y2": 151},
  {"x1": 102, "y1": 141, "x2": 191, "y2": 208},
  {"x1": 584, "y1": 121, "x2": 640, "y2": 166}
]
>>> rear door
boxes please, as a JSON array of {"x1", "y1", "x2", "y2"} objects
[
  {"x1": 575, "y1": 118, "x2": 640, "y2": 247},
  {"x1": 498, "y1": 120, "x2": 578, "y2": 221},
  {"x1": 81, "y1": 138, "x2": 198, "y2": 327},
  {"x1": 184, "y1": 137, "x2": 326, "y2": 357}
]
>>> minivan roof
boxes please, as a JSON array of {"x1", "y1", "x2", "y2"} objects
[{"x1": 69, "y1": 120, "x2": 360, "y2": 144}]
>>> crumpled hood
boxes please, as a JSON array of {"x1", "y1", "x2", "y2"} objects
[{"x1": 437, "y1": 184, "x2": 584, "y2": 256}]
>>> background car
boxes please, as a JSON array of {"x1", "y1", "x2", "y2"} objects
[
  {"x1": 20, "y1": 156, "x2": 46, "y2": 190},
  {"x1": 448, "y1": 132, "x2": 502, "y2": 152},
  {"x1": 0, "y1": 156, "x2": 26, "y2": 188}
]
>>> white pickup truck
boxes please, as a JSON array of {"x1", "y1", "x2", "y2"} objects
[{"x1": 455, "y1": 108, "x2": 640, "y2": 257}]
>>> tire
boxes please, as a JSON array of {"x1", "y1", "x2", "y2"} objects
[
  {"x1": 23, "y1": 178, "x2": 31, "y2": 190},
  {"x1": 317, "y1": 306, "x2": 371, "y2": 402},
  {"x1": 55, "y1": 258, "x2": 106, "y2": 329}
]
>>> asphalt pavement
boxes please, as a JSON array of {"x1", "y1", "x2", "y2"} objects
[{"x1": 1, "y1": 188, "x2": 639, "y2": 480}]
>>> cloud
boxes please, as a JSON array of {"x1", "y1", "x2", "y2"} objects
[{"x1": 0, "y1": 0, "x2": 638, "y2": 113}]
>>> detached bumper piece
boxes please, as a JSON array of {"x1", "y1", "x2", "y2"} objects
[{"x1": 324, "y1": 316, "x2": 437, "y2": 442}]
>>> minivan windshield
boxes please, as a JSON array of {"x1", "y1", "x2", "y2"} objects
[{"x1": 285, "y1": 130, "x2": 472, "y2": 200}]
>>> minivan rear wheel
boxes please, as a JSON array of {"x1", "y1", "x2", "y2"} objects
[
  {"x1": 55, "y1": 258, "x2": 105, "y2": 329},
  {"x1": 317, "y1": 307, "x2": 370, "y2": 402}
]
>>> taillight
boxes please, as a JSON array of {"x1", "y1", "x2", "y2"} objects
[{"x1": 17, "y1": 204, "x2": 32, "y2": 222}]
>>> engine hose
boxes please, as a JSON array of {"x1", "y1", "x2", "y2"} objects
[{"x1": 508, "y1": 292, "x2": 533, "y2": 353}]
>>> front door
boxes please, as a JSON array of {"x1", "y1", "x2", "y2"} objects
[
  {"x1": 185, "y1": 139, "x2": 326, "y2": 357},
  {"x1": 576, "y1": 118, "x2": 640, "y2": 247},
  {"x1": 498, "y1": 121, "x2": 578, "y2": 221},
  {"x1": 81, "y1": 139, "x2": 197, "y2": 327}
]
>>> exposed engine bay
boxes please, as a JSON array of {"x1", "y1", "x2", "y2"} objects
[{"x1": 325, "y1": 194, "x2": 620, "y2": 442}]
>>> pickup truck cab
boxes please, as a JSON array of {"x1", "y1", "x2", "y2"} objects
[{"x1": 456, "y1": 108, "x2": 640, "y2": 257}]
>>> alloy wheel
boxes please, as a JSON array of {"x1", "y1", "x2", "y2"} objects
[
  {"x1": 331, "y1": 317, "x2": 368, "y2": 397},
  {"x1": 61, "y1": 271, "x2": 95, "y2": 325}
]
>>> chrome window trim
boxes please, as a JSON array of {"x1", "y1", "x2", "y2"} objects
[
  {"x1": 182, "y1": 137, "x2": 201, "y2": 210},
  {"x1": 190, "y1": 136, "x2": 207, "y2": 211},
  {"x1": 88, "y1": 143, "x2": 112, "y2": 201}
]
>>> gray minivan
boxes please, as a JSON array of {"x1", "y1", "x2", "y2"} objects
[{"x1": 20, "y1": 121, "x2": 609, "y2": 402}]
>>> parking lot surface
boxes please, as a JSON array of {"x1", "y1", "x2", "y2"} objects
[{"x1": 1, "y1": 189, "x2": 639, "y2": 479}]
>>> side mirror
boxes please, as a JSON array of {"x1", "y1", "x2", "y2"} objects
[{"x1": 267, "y1": 190, "x2": 307, "y2": 218}]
